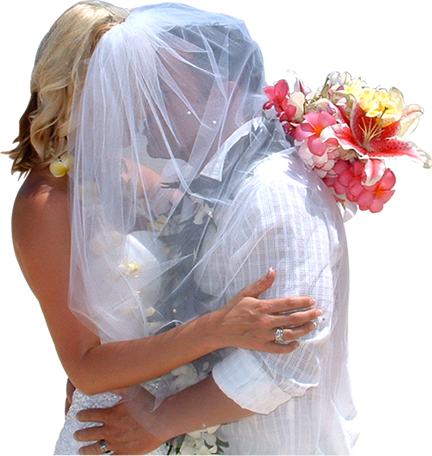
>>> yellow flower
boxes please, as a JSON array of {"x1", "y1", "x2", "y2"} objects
[
  {"x1": 118, "y1": 260, "x2": 142, "y2": 278},
  {"x1": 345, "y1": 84, "x2": 404, "y2": 126},
  {"x1": 152, "y1": 215, "x2": 168, "y2": 231},
  {"x1": 49, "y1": 155, "x2": 70, "y2": 177}
]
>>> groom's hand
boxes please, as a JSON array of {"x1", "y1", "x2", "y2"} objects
[{"x1": 74, "y1": 388, "x2": 165, "y2": 455}]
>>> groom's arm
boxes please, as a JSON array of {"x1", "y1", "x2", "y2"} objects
[
  {"x1": 75, "y1": 375, "x2": 253, "y2": 455},
  {"x1": 154, "y1": 375, "x2": 254, "y2": 432}
]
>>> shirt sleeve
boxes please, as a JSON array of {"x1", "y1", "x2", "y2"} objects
[{"x1": 211, "y1": 156, "x2": 346, "y2": 414}]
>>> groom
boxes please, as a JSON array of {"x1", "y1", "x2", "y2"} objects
[{"x1": 72, "y1": 118, "x2": 359, "y2": 455}]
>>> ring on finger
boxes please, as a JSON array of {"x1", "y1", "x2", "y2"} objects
[
  {"x1": 274, "y1": 328, "x2": 289, "y2": 344},
  {"x1": 99, "y1": 440, "x2": 114, "y2": 455}
]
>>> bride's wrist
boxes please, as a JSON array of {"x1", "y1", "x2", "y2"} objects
[{"x1": 199, "y1": 306, "x2": 231, "y2": 350}]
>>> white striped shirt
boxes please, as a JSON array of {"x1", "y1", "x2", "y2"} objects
[{"x1": 195, "y1": 152, "x2": 359, "y2": 454}]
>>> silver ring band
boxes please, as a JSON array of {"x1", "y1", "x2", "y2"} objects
[
  {"x1": 274, "y1": 328, "x2": 285, "y2": 344},
  {"x1": 99, "y1": 440, "x2": 112, "y2": 454}
]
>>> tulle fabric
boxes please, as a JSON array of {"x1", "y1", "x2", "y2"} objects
[
  {"x1": 68, "y1": 3, "x2": 269, "y2": 345},
  {"x1": 66, "y1": 4, "x2": 359, "y2": 453}
]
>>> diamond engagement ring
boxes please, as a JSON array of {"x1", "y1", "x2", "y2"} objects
[
  {"x1": 99, "y1": 440, "x2": 113, "y2": 455},
  {"x1": 274, "y1": 328, "x2": 285, "y2": 344}
]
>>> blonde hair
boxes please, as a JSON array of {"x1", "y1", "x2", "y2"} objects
[{"x1": 4, "y1": 1, "x2": 130, "y2": 175}]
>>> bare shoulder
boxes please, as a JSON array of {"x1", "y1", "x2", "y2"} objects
[
  {"x1": 13, "y1": 167, "x2": 68, "y2": 230},
  {"x1": 12, "y1": 168, "x2": 70, "y2": 288},
  {"x1": 14, "y1": 166, "x2": 68, "y2": 208}
]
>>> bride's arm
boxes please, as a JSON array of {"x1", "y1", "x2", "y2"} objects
[{"x1": 12, "y1": 175, "x2": 319, "y2": 396}]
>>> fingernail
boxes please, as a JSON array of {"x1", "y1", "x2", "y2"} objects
[
  {"x1": 315, "y1": 309, "x2": 322, "y2": 317},
  {"x1": 309, "y1": 298, "x2": 316, "y2": 306},
  {"x1": 266, "y1": 267, "x2": 275, "y2": 277}
]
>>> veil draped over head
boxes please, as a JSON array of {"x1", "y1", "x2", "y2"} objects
[{"x1": 69, "y1": 4, "x2": 293, "y2": 349}]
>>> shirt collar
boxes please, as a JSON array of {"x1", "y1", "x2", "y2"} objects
[{"x1": 199, "y1": 117, "x2": 263, "y2": 182}]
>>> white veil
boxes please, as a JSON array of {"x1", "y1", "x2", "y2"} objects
[{"x1": 68, "y1": 3, "x2": 293, "y2": 353}]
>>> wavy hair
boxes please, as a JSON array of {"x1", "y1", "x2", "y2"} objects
[{"x1": 4, "y1": 1, "x2": 130, "y2": 175}]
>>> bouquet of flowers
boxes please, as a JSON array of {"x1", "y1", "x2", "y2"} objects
[{"x1": 264, "y1": 72, "x2": 431, "y2": 213}]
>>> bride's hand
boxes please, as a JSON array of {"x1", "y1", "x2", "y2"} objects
[{"x1": 214, "y1": 268, "x2": 321, "y2": 353}]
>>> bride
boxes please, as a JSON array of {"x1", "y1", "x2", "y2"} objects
[{"x1": 5, "y1": 2, "x2": 322, "y2": 455}]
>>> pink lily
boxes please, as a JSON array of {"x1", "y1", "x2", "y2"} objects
[{"x1": 330, "y1": 103, "x2": 430, "y2": 183}]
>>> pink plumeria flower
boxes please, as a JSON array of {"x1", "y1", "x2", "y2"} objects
[
  {"x1": 353, "y1": 168, "x2": 396, "y2": 213},
  {"x1": 263, "y1": 79, "x2": 289, "y2": 114},
  {"x1": 294, "y1": 111, "x2": 338, "y2": 155},
  {"x1": 324, "y1": 160, "x2": 396, "y2": 212}
]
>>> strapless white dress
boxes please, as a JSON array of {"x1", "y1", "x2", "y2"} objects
[{"x1": 54, "y1": 389, "x2": 166, "y2": 455}]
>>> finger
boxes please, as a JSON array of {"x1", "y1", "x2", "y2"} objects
[
  {"x1": 264, "y1": 296, "x2": 316, "y2": 314},
  {"x1": 74, "y1": 425, "x2": 105, "y2": 443},
  {"x1": 238, "y1": 268, "x2": 276, "y2": 298},
  {"x1": 78, "y1": 440, "x2": 115, "y2": 455},
  {"x1": 279, "y1": 321, "x2": 317, "y2": 342},
  {"x1": 273, "y1": 308, "x2": 322, "y2": 327},
  {"x1": 261, "y1": 323, "x2": 317, "y2": 353},
  {"x1": 78, "y1": 442, "x2": 97, "y2": 455},
  {"x1": 76, "y1": 408, "x2": 110, "y2": 423},
  {"x1": 262, "y1": 340, "x2": 300, "y2": 354}
]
